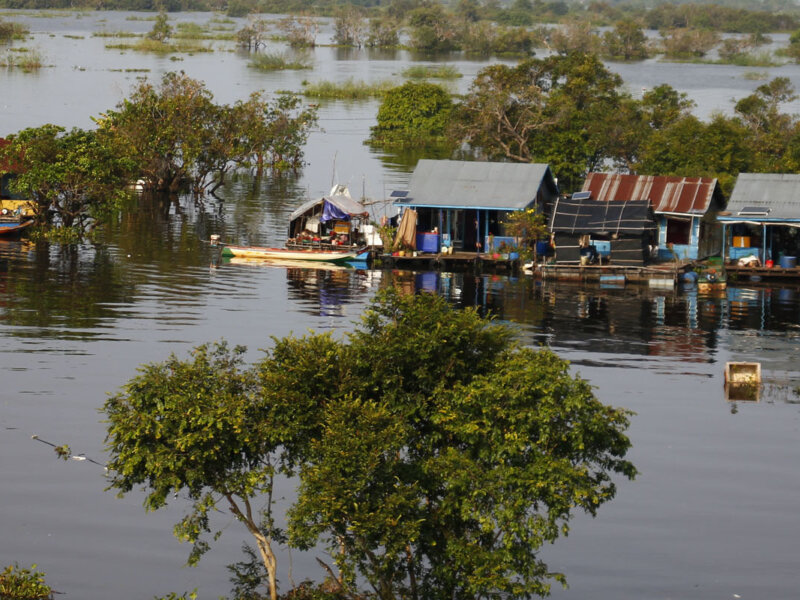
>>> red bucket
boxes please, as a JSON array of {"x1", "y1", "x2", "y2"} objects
[{"x1": 766, "y1": 259, "x2": 774, "y2": 268}]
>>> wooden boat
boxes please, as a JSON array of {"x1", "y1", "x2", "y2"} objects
[
  {"x1": 225, "y1": 256, "x2": 350, "y2": 271},
  {"x1": 697, "y1": 267, "x2": 726, "y2": 292},
  {"x1": 219, "y1": 244, "x2": 363, "y2": 264},
  {"x1": 0, "y1": 199, "x2": 35, "y2": 237},
  {"x1": 0, "y1": 218, "x2": 34, "y2": 237}
]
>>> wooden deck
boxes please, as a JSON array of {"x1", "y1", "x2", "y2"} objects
[
  {"x1": 725, "y1": 264, "x2": 800, "y2": 283},
  {"x1": 378, "y1": 251, "x2": 518, "y2": 271},
  {"x1": 539, "y1": 263, "x2": 680, "y2": 284}
]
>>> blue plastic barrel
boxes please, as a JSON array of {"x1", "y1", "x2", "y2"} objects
[{"x1": 780, "y1": 255, "x2": 797, "y2": 268}]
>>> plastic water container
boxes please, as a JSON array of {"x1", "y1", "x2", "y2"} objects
[{"x1": 780, "y1": 255, "x2": 797, "y2": 268}]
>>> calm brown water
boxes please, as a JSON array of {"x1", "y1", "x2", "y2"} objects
[{"x1": 2, "y1": 11, "x2": 800, "y2": 600}]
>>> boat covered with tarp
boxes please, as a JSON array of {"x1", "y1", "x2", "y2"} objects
[{"x1": 287, "y1": 185, "x2": 371, "y2": 249}]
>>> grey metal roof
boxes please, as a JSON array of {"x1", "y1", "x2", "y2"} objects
[
  {"x1": 721, "y1": 173, "x2": 800, "y2": 222},
  {"x1": 395, "y1": 160, "x2": 558, "y2": 211}
]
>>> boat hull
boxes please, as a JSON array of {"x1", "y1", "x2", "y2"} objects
[
  {"x1": 0, "y1": 219, "x2": 34, "y2": 237},
  {"x1": 220, "y1": 245, "x2": 361, "y2": 264}
]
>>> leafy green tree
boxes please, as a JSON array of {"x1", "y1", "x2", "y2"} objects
[
  {"x1": 97, "y1": 73, "x2": 317, "y2": 194},
  {"x1": 734, "y1": 77, "x2": 798, "y2": 171},
  {"x1": 0, "y1": 124, "x2": 133, "y2": 233},
  {"x1": 504, "y1": 207, "x2": 549, "y2": 259},
  {"x1": 635, "y1": 113, "x2": 753, "y2": 193},
  {"x1": 370, "y1": 81, "x2": 454, "y2": 145},
  {"x1": 104, "y1": 342, "x2": 285, "y2": 600},
  {"x1": 660, "y1": 27, "x2": 719, "y2": 58},
  {"x1": 602, "y1": 18, "x2": 648, "y2": 60},
  {"x1": 451, "y1": 53, "x2": 626, "y2": 191},
  {"x1": 286, "y1": 289, "x2": 636, "y2": 600},
  {"x1": 147, "y1": 7, "x2": 172, "y2": 43},
  {"x1": 365, "y1": 15, "x2": 400, "y2": 48},
  {"x1": 97, "y1": 72, "x2": 218, "y2": 194},
  {"x1": 407, "y1": 4, "x2": 459, "y2": 52},
  {"x1": 607, "y1": 84, "x2": 695, "y2": 172},
  {"x1": 548, "y1": 21, "x2": 601, "y2": 55},
  {"x1": 105, "y1": 290, "x2": 635, "y2": 600}
]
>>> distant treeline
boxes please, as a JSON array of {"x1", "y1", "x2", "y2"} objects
[{"x1": 1, "y1": 1, "x2": 799, "y2": 34}]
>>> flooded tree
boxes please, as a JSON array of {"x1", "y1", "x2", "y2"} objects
[
  {"x1": 0, "y1": 124, "x2": 133, "y2": 236},
  {"x1": 96, "y1": 72, "x2": 317, "y2": 195}
]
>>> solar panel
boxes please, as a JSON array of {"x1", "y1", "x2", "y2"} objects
[
  {"x1": 571, "y1": 191, "x2": 592, "y2": 201},
  {"x1": 737, "y1": 206, "x2": 770, "y2": 216},
  {"x1": 390, "y1": 190, "x2": 409, "y2": 198}
]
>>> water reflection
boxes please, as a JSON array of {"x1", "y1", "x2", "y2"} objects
[{"x1": 376, "y1": 269, "x2": 800, "y2": 379}]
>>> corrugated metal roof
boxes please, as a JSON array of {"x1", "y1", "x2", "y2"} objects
[
  {"x1": 721, "y1": 173, "x2": 800, "y2": 221},
  {"x1": 582, "y1": 173, "x2": 720, "y2": 215},
  {"x1": 395, "y1": 160, "x2": 558, "y2": 210}
]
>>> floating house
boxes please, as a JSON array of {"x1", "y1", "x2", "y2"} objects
[
  {"x1": 581, "y1": 174, "x2": 725, "y2": 261},
  {"x1": 718, "y1": 173, "x2": 800, "y2": 268},
  {"x1": 391, "y1": 159, "x2": 559, "y2": 253},
  {"x1": 550, "y1": 195, "x2": 656, "y2": 266}
]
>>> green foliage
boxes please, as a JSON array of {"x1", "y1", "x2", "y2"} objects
[
  {"x1": 0, "y1": 47, "x2": 43, "y2": 70},
  {"x1": 147, "y1": 8, "x2": 172, "y2": 43},
  {"x1": 104, "y1": 341, "x2": 283, "y2": 600},
  {"x1": 97, "y1": 72, "x2": 317, "y2": 193},
  {"x1": 248, "y1": 52, "x2": 311, "y2": 71},
  {"x1": 603, "y1": 18, "x2": 649, "y2": 60},
  {"x1": 401, "y1": 64, "x2": 461, "y2": 80},
  {"x1": 0, "y1": 124, "x2": 134, "y2": 234},
  {"x1": 371, "y1": 81, "x2": 454, "y2": 146},
  {"x1": 451, "y1": 53, "x2": 625, "y2": 191},
  {"x1": 407, "y1": 4, "x2": 459, "y2": 52},
  {"x1": 660, "y1": 28, "x2": 719, "y2": 59},
  {"x1": 365, "y1": 15, "x2": 400, "y2": 48},
  {"x1": 301, "y1": 78, "x2": 394, "y2": 100},
  {"x1": 154, "y1": 591, "x2": 197, "y2": 600},
  {"x1": 286, "y1": 289, "x2": 636, "y2": 600},
  {"x1": 0, "y1": 564, "x2": 53, "y2": 600},
  {"x1": 504, "y1": 208, "x2": 549, "y2": 254},
  {"x1": 0, "y1": 19, "x2": 28, "y2": 42},
  {"x1": 106, "y1": 290, "x2": 635, "y2": 600}
]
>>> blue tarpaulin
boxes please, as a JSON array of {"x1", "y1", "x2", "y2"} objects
[{"x1": 321, "y1": 199, "x2": 351, "y2": 223}]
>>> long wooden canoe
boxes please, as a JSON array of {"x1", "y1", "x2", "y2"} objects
[{"x1": 220, "y1": 244, "x2": 363, "y2": 264}]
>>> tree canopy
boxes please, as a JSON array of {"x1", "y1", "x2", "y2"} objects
[
  {"x1": 0, "y1": 124, "x2": 134, "y2": 234},
  {"x1": 104, "y1": 288, "x2": 636, "y2": 600},
  {"x1": 96, "y1": 72, "x2": 317, "y2": 195}
]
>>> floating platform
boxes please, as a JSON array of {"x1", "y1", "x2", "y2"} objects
[
  {"x1": 538, "y1": 263, "x2": 679, "y2": 285},
  {"x1": 378, "y1": 251, "x2": 519, "y2": 272},
  {"x1": 725, "y1": 264, "x2": 800, "y2": 283}
]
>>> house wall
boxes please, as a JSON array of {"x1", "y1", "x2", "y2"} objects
[{"x1": 656, "y1": 216, "x2": 701, "y2": 261}]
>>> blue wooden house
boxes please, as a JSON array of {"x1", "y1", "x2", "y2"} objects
[
  {"x1": 582, "y1": 173, "x2": 725, "y2": 261},
  {"x1": 718, "y1": 173, "x2": 800, "y2": 267},
  {"x1": 391, "y1": 159, "x2": 559, "y2": 253}
]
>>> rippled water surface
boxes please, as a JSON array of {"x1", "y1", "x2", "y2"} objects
[{"x1": 2, "y1": 10, "x2": 800, "y2": 600}]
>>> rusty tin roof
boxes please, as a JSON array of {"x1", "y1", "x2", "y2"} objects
[{"x1": 582, "y1": 173, "x2": 722, "y2": 216}]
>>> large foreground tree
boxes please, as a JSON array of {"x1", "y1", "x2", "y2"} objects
[{"x1": 104, "y1": 289, "x2": 636, "y2": 600}]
